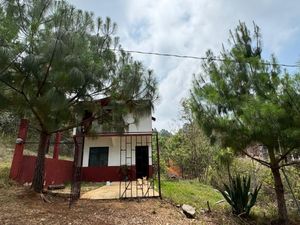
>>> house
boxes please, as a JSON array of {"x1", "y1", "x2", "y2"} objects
[
  {"x1": 9, "y1": 98, "x2": 160, "y2": 199},
  {"x1": 80, "y1": 98, "x2": 157, "y2": 183}
]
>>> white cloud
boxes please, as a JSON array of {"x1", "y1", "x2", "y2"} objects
[{"x1": 69, "y1": 0, "x2": 300, "y2": 131}]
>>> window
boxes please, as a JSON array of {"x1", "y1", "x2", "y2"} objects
[{"x1": 88, "y1": 147, "x2": 109, "y2": 167}]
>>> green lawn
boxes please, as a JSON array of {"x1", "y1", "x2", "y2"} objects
[{"x1": 161, "y1": 179, "x2": 223, "y2": 210}]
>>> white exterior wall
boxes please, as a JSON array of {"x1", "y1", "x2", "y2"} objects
[
  {"x1": 124, "y1": 113, "x2": 152, "y2": 133},
  {"x1": 83, "y1": 135, "x2": 152, "y2": 167},
  {"x1": 83, "y1": 136, "x2": 119, "y2": 167},
  {"x1": 82, "y1": 112, "x2": 153, "y2": 167}
]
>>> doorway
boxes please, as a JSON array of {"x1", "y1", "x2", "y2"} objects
[{"x1": 135, "y1": 146, "x2": 149, "y2": 179}]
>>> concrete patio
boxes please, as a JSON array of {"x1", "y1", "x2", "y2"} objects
[{"x1": 81, "y1": 181, "x2": 159, "y2": 199}]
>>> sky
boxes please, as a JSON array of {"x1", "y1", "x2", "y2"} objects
[{"x1": 69, "y1": 0, "x2": 300, "y2": 131}]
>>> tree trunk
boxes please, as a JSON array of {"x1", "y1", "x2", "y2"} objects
[
  {"x1": 268, "y1": 147, "x2": 289, "y2": 224},
  {"x1": 31, "y1": 132, "x2": 50, "y2": 193},
  {"x1": 271, "y1": 166, "x2": 289, "y2": 224}
]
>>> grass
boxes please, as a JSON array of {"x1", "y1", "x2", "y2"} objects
[
  {"x1": 161, "y1": 179, "x2": 246, "y2": 225},
  {"x1": 161, "y1": 179, "x2": 223, "y2": 210},
  {"x1": 0, "y1": 161, "x2": 12, "y2": 188},
  {"x1": 160, "y1": 177, "x2": 300, "y2": 225}
]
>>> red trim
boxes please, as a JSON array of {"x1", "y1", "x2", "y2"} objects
[
  {"x1": 81, "y1": 165, "x2": 153, "y2": 182},
  {"x1": 85, "y1": 132, "x2": 154, "y2": 137},
  {"x1": 13, "y1": 155, "x2": 153, "y2": 185}
]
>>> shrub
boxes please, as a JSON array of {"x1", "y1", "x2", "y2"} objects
[{"x1": 218, "y1": 175, "x2": 261, "y2": 216}]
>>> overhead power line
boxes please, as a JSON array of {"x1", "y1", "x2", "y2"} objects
[
  {"x1": 112, "y1": 48, "x2": 300, "y2": 68},
  {"x1": 1, "y1": 47, "x2": 299, "y2": 80}
]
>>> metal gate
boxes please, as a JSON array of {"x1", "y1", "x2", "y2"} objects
[{"x1": 119, "y1": 132, "x2": 161, "y2": 198}]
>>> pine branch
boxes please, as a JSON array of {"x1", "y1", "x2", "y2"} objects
[
  {"x1": 20, "y1": 91, "x2": 47, "y2": 132},
  {"x1": 36, "y1": 7, "x2": 65, "y2": 97},
  {"x1": 280, "y1": 160, "x2": 300, "y2": 168},
  {"x1": 16, "y1": 0, "x2": 30, "y2": 35},
  {"x1": 0, "y1": 45, "x2": 29, "y2": 77},
  {"x1": 50, "y1": 110, "x2": 111, "y2": 134},
  {"x1": 276, "y1": 147, "x2": 297, "y2": 164},
  {"x1": 241, "y1": 150, "x2": 271, "y2": 168},
  {"x1": 0, "y1": 77, "x2": 23, "y2": 95}
]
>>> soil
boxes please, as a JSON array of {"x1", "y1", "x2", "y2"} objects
[{"x1": 0, "y1": 186, "x2": 204, "y2": 225}]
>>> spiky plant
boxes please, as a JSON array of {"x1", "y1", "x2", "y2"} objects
[{"x1": 219, "y1": 175, "x2": 261, "y2": 216}]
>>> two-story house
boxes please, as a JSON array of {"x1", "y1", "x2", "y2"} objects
[{"x1": 80, "y1": 98, "x2": 156, "y2": 183}]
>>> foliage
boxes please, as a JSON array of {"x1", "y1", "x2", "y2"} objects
[
  {"x1": 0, "y1": 0, "x2": 158, "y2": 192},
  {"x1": 159, "y1": 100, "x2": 216, "y2": 180},
  {"x1": 159, "y1": 129, "x2": 172, "y2": 138},
  {"x1": 214, "y1": 147, "x2": 235, "y2": 180},
  {"x1": 191, "y1": 22, "x2": 300, "y2": 156},
  {"x1": 219, "y1": 175, "x2": 261, "y2": 216},
  {"x1": 0, "y1": 0, "x2": 158, "y2": 133},
  {"x1": 0, "y1": 112, "x2": 18, "y2": 136},
  {"x1": 190, "y1": 21, "x2": 300, "y2": 223}
]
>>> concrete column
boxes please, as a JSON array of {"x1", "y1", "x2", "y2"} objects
[
  {"x1": 53, "y1": 132, "x2": 61, "y2": 160},
  {"x1": 9, "y1": 119, "x2": 29, "y2": 180}
]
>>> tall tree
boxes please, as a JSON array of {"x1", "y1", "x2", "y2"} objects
[
  {"x1": 0, "y1": 0, "x2": 158, "y2": 192},
  {"x1": 191, "y1": 22, "x2": 300, "y2": 224},
  {"x1": 160, "y1": 100, "x2": 215, "y2": 180},
  {"x1": 180, "y1": 100, "x2": 215, "y2": 180}
]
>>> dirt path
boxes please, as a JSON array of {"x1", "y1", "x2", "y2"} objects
[{"x1": 0, "y1": 186, "x2": 199, "y2": 225}]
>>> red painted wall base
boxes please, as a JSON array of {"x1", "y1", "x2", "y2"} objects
[
  {"x1": 17, "y1": 156, "x2": 73, "y2": 187},
  {"x1": 82, "y1": 165, "x2": 153, "y2": 182},
  {"x1": 12, "y1": 154, "x2": 154, "y2": 186}
]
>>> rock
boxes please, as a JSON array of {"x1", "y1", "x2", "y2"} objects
[{"x1": 181, "y1": 204, "x2": 196, "y2": 218}]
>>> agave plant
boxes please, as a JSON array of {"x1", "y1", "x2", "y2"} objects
[{"x1": 218, "y1": 175, "x2": 261, "y2": 216}]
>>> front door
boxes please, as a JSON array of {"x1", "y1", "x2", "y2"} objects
[{"x1": 135, "y1": 146, "x2": 149, "y2": 179}]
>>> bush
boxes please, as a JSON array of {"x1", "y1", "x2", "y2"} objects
[{"x1": 218, "y1": 175, "x2": 261, "y2": 216}]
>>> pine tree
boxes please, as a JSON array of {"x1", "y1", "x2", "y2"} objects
[
  {"x1": 191, "y1": 22, "x2": 300, "y2": 224},
  {"x1": 0, "y1": 0, "x2": 158, "y2": 192}
]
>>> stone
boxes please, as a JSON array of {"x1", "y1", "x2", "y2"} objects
[{"x1": 181, "y1": 204, "x2": 196, "y2": 218}]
